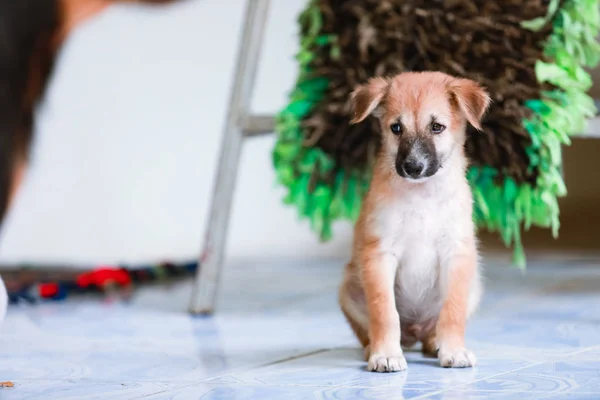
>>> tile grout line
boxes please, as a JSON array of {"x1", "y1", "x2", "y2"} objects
[
  {"x1": 248, "y1": 348, "x2": 330, "y2": 368},
  {"x1": 561, "y1": 344, "x2": 600, "y2": 357},
  {"x1": 170, "y1": 348, "x2": 332, "y2": 390}
]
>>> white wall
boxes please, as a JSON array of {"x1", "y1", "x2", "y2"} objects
[{"x1": 0, "y1": 0, "x2": 352, "y2": 266}]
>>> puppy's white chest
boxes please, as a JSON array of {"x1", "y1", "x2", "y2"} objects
[
  {"x1": 373, "y1": 193, "x2": 461, "y2": 319},
  {"x1": 376, "y1": 194, "x2": 453, "y2": 259}
]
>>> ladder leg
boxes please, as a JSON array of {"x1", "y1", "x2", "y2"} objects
[{"x1": 189, "y1": 0, "x2": 271, "y2": 314}]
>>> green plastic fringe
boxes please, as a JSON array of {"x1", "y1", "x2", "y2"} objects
[{"x1": 273, "y1": 0, "x2": 600, "y2": 267}]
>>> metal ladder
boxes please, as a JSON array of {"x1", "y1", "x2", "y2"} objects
[{"x1": 189, "y1": 0, "x2": 273, "y2": 314}]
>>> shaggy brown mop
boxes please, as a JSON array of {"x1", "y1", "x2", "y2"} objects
[{"x1": 273, "y1": 0, "x2": 600, "y2": 265}]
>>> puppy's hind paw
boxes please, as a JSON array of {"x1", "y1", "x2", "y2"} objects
[
  {"x1": 367, "y1": 353, "x2": 408, "y2": 372},
  {"x1": 438, "y1": 348, "x2": 476, "y2": 368}
]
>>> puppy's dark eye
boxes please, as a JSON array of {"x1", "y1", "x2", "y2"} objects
[
  {"x1": 390, "y1": 123, "x2": 402, "y2": 134},
  {"x1": 431, "y1": 123, "x2": 445, "y2": 134}
]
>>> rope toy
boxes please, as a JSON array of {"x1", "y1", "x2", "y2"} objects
[{"x1": 5, "y1": 261, "x2": 197, "y2": 304}]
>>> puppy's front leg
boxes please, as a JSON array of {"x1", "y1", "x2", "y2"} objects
[
  {"x1": 436, "y1": 248, "x2": 477, "y2": 368},
  {"x1": 362, "y1": 253, "x2": 406, "y2": 372}
]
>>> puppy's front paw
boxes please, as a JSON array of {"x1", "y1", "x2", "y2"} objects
[
  {"x1": 367, "y1": 352, "x2": 407, "y2": 372},
  {"x1": 438, "y1": 348, "x2": 476, "y2": 368}
]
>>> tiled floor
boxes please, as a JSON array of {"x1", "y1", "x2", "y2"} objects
[{"x1": 2, "y1": 254, "x2": 600, "y2": 399}]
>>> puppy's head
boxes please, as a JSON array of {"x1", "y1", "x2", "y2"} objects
[{"x1": 350, "y1": 72, "x2": 490, "y2": 182}]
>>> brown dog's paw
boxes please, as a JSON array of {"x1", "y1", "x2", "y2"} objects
[
  {"x1": 438, "y1": 348, "x2": 476, "y2": 368},
  {"x1": 367, "y1": 353, "x2": 408, "y2": 372}
]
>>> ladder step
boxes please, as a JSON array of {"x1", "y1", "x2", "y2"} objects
[{"x1": 243, "y1": 115, "x2": 275, "y2": 136}]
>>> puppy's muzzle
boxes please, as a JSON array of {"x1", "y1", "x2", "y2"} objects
[
  {"x1": 395, "y1": 138, "x2": 439, "y2": 180},
  {"x1": 396, "y1": 151, "x2": 429, "y2": 180},
  {"x1": 400, "y1": 158, "x2": 425, "y2": 179}
]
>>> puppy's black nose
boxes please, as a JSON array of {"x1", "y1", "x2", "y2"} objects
[{"x1": 402, "y1": 159, "x2": 425, "y2": 178}]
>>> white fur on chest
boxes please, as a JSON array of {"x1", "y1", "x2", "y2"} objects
[{"x1": 369, "y1": 177, "x2": 473, "y2": 321}]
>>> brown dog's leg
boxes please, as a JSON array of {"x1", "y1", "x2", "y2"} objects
[
  {"x1": 57, "y1": 0, "x2": 111, "y2": 42},
  {"x1": 56, "y1": 0, "x2": 177, "y2": 45},
  {"x1": 362, "y1": 253, "x2": 406, "y2": 372},
  {"x1": 435, "y1": 247, "x2": 477, "y2": 368}
]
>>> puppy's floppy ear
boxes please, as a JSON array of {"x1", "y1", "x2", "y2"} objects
[
  {"x1": 449, "y1": 78, "x2": 491, "y2": 131},
  {"x1": 349, "y1": 77, "x2": 389, "y2": 124}
]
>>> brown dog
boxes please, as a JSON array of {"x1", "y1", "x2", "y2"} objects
[
  {"x1": 339, "y1": 71, "x2": 490, "y2": 371},
  {"x1": 0, "y1": 0, "x2": 177, "y2": 228}
]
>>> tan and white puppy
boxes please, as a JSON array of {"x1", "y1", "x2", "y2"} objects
[{"x1": 339, "y1": 71, "x2": 490, "y2": 372}]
